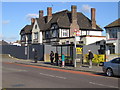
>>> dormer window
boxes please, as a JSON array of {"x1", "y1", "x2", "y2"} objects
[
  {"x1": 51, "y1": 24, "x2": 58, "y2": 29},
  {"x1": 45, "y1": 31, "x2": 49, "y2": 39},
  {"x1": 52, "y1": 30, "x2": 58, "y2": 38}
]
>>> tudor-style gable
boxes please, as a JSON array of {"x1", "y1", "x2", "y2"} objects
[
  {"x1": 20, "y1": 5, "x2": 104, "y2": 45},
  {"x1": 32, "y1": 17, "x2": 44, "y2": 44},
  {"x1": 32, "y1": 19, "x2": 39, "y2": 43},
  {"x1": 40, "y1": 6, "x2": 104, "y2": 45},
  {"x1": 20, "y1": 18, "x2": 34, "y2": 46}
]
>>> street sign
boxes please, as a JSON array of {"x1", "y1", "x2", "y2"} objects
[
  {"x1": 76, "y1": 31, "x2": 80, "y2": 36},
  {"x1": 74, "y1": 30, "x2": 81, "y2": 36},
  {"x1": 76, "y1": 47, "x2": 82, "y2": 54}
]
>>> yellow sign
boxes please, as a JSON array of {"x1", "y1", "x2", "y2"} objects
[{"x1": 76, "y1": 47, "x2": 82, "y2": 54}]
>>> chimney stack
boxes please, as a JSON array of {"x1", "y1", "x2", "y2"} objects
[
  {"x1": 70, "y1": 5, "x2": 79, "y2": 37},
  {"x1": 39, "y1": 10, "x2": 43, "y2": 18},
  {"x1": 31, "y1": 18, "x2": 35, "y2": 25},
  {"x1": 71, "y1": 5, "x2": 77, "y2": 23},
  {"x1": 47, "y1": 7, "x2": 52, "y2": 22},
  {"x1": 91, "y1": 8, "x2": 96, "y2": 29}
]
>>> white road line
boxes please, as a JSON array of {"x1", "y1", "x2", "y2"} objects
[
  {"x1": 40, "y1": 73, "x2": 66, "y2": 79},
  {"x1": 3, "y1": 67, "x2": 27, "y2": 72},
  {"x1": 89, "y1": 82, "x2": 118, "y2": 88},
  {"x1": 40, "y1": 73, "x2": 55, "y2": 77},
  {"x1": 55, "y1": 76, "x2": 66, "y2": 79}
]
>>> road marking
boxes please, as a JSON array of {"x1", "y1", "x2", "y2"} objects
[
  {"x1": 89, "y1": 82, "x2": 118, "y2": 88},
  {"x1": 4, "y1": 62, "x2": 100, "y2": 77},
  {"x1": 55, "y1": 76, "x2": 66, "y2": 79},
  {"x1": 40, "y1": 73, "x2": 55, "y2": 77},
  {"x1": 2, "y1": 67, "x2": 27, "y2": 72},
  {"x1": 40, "y1": 73, "x2": 66, "y2": 79}
]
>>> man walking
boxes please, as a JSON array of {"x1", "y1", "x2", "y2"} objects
[{"x1": 88, "y1": 50, "x2": 94, "y2": 68}]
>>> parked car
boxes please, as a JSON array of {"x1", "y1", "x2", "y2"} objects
[{"x1": 100, "y1": 57, "x2": 120, "y2": 77}]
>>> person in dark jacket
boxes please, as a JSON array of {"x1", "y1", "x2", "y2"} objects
[
  {"x1": 88, "y1": 50, "x2": 94, "y2": 68},
  {"x1": 55, "y1": 51, "x2": 59, "y2": 66},
  {"x1": 50, "y1": 51, "x2": 54, "y2": 64}
]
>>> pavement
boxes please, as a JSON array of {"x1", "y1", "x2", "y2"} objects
[{"x1": 4, "y1": 54, "x2": 103, "y2": 74}]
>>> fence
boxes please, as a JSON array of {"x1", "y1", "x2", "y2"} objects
[{"x1": 1, "y1": 44, "x2": 44, "y2": 61}]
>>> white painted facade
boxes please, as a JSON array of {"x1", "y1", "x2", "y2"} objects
[
  {"x1": 106, "y1": 27, "x2": 120, "y2": 55},
  {"x1": 81, "y1": 36, "x2": 106, "y2": 45},
  {"x1": 81, "y1": 30, "x2": 102, "y2": 36},
  {"x1": 47, "y1": 27, "x2": 104, "y2": 45},
  {"x1": 32, "y1": 19, "x2": 43, "y2": 44}
]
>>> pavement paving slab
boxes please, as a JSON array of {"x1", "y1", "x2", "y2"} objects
[{"x1": 3, "y1": 54, "x2": 103, "y2": 74}]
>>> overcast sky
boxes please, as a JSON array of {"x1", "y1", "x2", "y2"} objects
[{"x1": 1, "y1": 2, "x2": 118, "y2": 42}]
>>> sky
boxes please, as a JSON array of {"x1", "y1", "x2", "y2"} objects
[{"x1": 1, "y1": 2, "x2": 118, "y2": 42}]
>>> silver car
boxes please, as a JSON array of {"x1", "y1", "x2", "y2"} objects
[{"x1": 102, "y1": 57, "x2": 120, "y2": 77}]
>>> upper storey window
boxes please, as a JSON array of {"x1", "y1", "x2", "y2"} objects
[
  {"x1": 34, "y1": 32, "x2": 38, "y2": 39},
  {"x1": 62, "y1": 29, "x2": 69, "y2": 37},
  {"x1": 51, "y1": 24, "x2": 58, "y2": 29},
  {"x1": 35, "y1": 25, "x2": 37, "y2": 29},
  {"x1": 109, "y1": 29, "x2": 117, "y2": 39}
]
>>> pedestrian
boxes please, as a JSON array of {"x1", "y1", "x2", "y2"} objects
[
  {"x1": 61, "y1": 53, "x2": 65, "y2": 67},
  {"x1": 55, "y1": 51, "x2": 59, "y2": 66},
  {"x1": 50, "y1": 51, "x2": 54, "y2": 64},
  {"x1": 88, "y1": 50, "x2": 94, "y2": 68},
  {"x1": 34, "y1": 50, "x2": 38, "y2": 63}
]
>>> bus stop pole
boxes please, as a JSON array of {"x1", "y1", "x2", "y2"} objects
[{"x1": 74, "y1": 36, "x2": 76, "y2": 67}]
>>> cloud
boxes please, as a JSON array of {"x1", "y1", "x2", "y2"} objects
[
  {"x1": 81, "y1": 4, "x2": 92, "y2": 13},
  {"x1": 26, "y1": 13, "x2": 39, "y2": 21},
  {"x1": 2, "y1": 20, "x2": 10, "y2": 24}
]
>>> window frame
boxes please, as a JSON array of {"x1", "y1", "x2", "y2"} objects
[
  {"x1": 35, "y1": 25, "x2": 37, "y2": 29},
  {"x1": 62, "y1": 29, "x2": 69, "y2": 37},
  {"x1": 34, "y1": 32, "x2": 38, "y2": 40},
  {"x1": 111, "y1": 58, "x2": 120, "y2": 64}
]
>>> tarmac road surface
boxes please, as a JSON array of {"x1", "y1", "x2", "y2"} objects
[{"x1": 2, "y1": 55, "x2": 119, "y2": 88}]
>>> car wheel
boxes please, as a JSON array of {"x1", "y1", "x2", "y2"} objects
[{"x1": 106, "y1": 68, "x2": 113, "y2": 77}]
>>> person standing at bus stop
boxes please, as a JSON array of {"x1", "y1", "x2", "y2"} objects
[
  {"x1": 55, "y1": 51, "x2": 59, "y2": 66},
  {"x1": 61, "y1": 53, "x2": 65, "y2": 67},
  {"x1": 88, "y1": 50, "x2": 94, "y2": 68},
  {"x1": 50, "y1": 51, "x2": 54, "y2": 65}
]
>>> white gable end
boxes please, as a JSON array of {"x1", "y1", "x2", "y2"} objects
[{"x1": 32, "y1": 19, "x2": 42, "y2": 44}]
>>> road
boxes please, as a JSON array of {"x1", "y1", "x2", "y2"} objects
[{"x1": 2, "y1": 55, "x2": 119, "y2": 88}]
